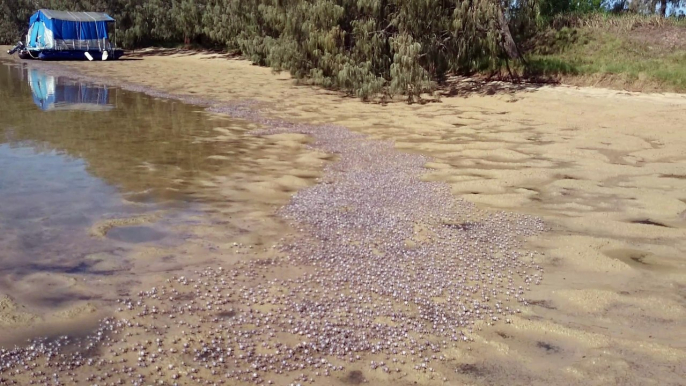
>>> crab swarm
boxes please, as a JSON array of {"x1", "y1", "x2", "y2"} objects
[{"x1": 0, "y1": 103, "x2": 545, "y2": 385}]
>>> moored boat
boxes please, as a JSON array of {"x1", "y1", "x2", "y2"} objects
[{"x1": 6, "y1": 9, "x2": 123, "y2": 61}]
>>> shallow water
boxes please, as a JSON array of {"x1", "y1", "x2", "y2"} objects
[
  {"x1": 0, "y1": 61, "x2": 323, "y2": 343},
  {"x1": 0, "y1": 62, "x2": 219, "y2": 262}
]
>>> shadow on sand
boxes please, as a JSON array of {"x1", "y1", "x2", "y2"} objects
[
  {"x1": 111, "y1": 47, "x2": 561, "y2": 101},
  {"x1": 437, "y1": 75, "x2": 553, "y2": 98},
  {"x1": 125, "y1": 47, "x2": 241, "y2": 60}
]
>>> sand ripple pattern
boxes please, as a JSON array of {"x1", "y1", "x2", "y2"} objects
[
  {"x1": 252, "y1": 120, "x2": 546, "y2": 357},
  {"x1": 0, "y1": 74, "x2": 546, "y2": 385}
]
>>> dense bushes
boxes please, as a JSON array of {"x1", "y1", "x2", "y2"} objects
[{"x1": 1, "y1": 0, "x2": 538, "y2": 99}]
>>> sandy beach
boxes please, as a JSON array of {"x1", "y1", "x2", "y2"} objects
[{"x1": 1, "y1": 48, "x2": 685, "y2": 385}]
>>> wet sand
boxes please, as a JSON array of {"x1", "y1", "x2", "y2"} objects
[{"x1": 2, "y1": 48, "x2": 686, "y2": 385}]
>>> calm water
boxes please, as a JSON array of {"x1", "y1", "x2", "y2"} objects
[
  {"x1": 0, "y1": 61, "x2": 269, "y2": 305},
  {"x1": 0, "y1": 61, "x2": 326, "y2": 346}
]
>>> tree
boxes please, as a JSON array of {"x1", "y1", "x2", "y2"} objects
[
  {"x1": 1, "y1": 0, "x2": 542, "y2": 99},
  {"x1": 171, "y1": 0, "x2": 203, "y2": 45},
  {"x1": 617, "y1": 0, "x2": 683, "y2": 15}
]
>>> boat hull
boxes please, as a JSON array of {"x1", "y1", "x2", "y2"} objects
[
  {"x1": 18, "y1": 50, "x2": 34, "y2": 60},
  {"x1": 21, "y1": 49, "x2": 124, "y2": 61}
]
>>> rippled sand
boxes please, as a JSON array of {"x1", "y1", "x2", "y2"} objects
[{"x1": 2, "y1": 48, "x2": 686, "y2": 385}]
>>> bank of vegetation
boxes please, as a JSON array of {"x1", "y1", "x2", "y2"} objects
[
  {"x1": 2, "y1": 0, "x2": 685, "y2": 98},
  {"x1": 524, "y1": 13, "x2": 686, "y2": 92}
]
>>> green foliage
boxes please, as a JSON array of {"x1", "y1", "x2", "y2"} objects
[
  {"x1": 389, "y1": 34, "x2": 434, "y2": 101},
  {"x1": 172, "y1": 0, "x2": 203, "y2": 43},
  {"x1": 539, "y1": 0, "x2": 606, "y2": 18},
  {"x1": 1, "y1": 0, "x2": 542, "y2": 100},
  {"x1": 523, "y1": 57, "x2": 581, "y2": 75},
  {"x1": 523, "y1": 19, "x2": 686, "y2": 92},
  {"x1": 0, "y1": 0, "x2": 41, "y2": 44}
]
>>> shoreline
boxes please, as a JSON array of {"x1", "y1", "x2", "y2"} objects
[
  {"x1": 1, "y1": 54, "x2": 550, "y2": 385},
  {"x1": 1, "y1": 50, "x2": 686, "y2": 384}
]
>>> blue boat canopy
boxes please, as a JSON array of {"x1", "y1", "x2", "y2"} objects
[
  {"x1": 33, "y1": 9, "x2": 114, "y2": 22},
  {"x1": 27, "y1": 9, "x2": 114, "y2": 51}
]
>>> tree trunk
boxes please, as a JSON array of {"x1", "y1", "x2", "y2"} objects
[
  {"x1": 651, "y1": 0, "x2": 660, "y2": 13},
  {"x1": 497, "y1": 4, "x2": 520, "y2": 60},
  {"x1": 659, "y1": 0, "x2": 667, "y2": 16}
]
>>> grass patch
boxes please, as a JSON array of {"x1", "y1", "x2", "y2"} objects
[
  {"x1": 524, "y1": 57, "x2": 580, "y2": 76},
  {"x1": 521, "y1": 15, "x2": 686, "y2": 92}
]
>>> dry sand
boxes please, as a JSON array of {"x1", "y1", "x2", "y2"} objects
[{"x1": 2, "y1": 48, "x2": 686, "y2": 385}]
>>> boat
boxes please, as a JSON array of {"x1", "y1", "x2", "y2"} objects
[{"x1": 6, "y1": 9, "x2": 123, "y2": 61}]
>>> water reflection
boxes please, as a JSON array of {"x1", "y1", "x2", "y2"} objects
[
  {"x1": 0, "y1": 61, "x2": 248, "y2": 285},
  {"x1": 28, "y1": 69, "x2": 113, "y2": 112},
  {"x1": 0, "y1": 61, "x2": 321, "y2": 341},
  {"x1": 0, "y1": 62, "x2": 239, "y2": 208}
]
